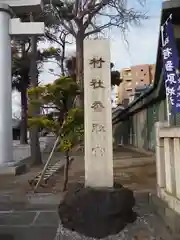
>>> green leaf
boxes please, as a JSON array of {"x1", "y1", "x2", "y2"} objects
[{"x1": 28, "y1": 76, "x2": 84, "y2": 149}]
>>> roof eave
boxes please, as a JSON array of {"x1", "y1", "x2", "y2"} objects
[{"x1": 163, "y1": 0, "x2": 180, "y2": 10}]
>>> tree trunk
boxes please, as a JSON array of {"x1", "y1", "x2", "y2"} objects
[
  {"x1": 20, "y1": 81, "x2": 28, "y2": 144},
  {"x1": 29, "y1": 14, "x2": 42, "y2": 165},
  {"x1": 76, "y1": 31, "x2": 84, "y2": 107},
  {"x1": 61, "y1": 42, "x2": 65, "y2": 76},
  {"x1": 63, "y1": 151, "x2": 70, "y2": 192}
]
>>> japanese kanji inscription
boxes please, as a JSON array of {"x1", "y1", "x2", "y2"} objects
[
  {"x1": 90, "y1": 79, "x2": 104, "y2": 89},
  {"x1": 162, "y1": 47, "x2": 172, "y2": 60},
  {"x1": 84, "y1": 39, "x2": 113, "y2": 188},
  {"x1": 89, "y1": 57, "x2": 105, "y2": 68},
  {"x1": 92, "y1": 123, "x2": 106, "y2": 133},
  {"x1": 91, "y1": 101, "x2": 104, "y2": 112},
  {"x1": 161, "y1": 17, "x2": 180, "y2": 112},
  {"x1": 92, "y1": 145, "x2": 105, "y2": 157}
]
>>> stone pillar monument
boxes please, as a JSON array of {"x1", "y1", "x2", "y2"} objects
[
  {"x1": 84, "y1": 39, "x2": 113, "y2": 188},
  {"x1": 0, "y1": 1, "x2": 44, "y2": 167}
]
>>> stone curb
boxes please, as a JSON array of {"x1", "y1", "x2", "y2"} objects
[
  {"x1": 0, "y1": 191, "x2": 151, "y2": 211},
  {"x1": 0, "y1": 161, "x2": 28, "y2": 176}
]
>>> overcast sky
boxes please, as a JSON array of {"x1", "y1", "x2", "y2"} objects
[{"x1": 12, "y1": 0, "x2": 163, "y2": 117}]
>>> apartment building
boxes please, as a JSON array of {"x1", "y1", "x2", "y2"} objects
[{"x1": 118, "y1": 64, "x2": 155, "y2": 105}]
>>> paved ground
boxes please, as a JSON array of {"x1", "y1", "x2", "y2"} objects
[
  {"x1": 0, "y1": 210, "x2": 58, "y2": 240},
  {"x1": 0, "y1": 147, "x2": 172, "y2": 239},
  {"x1": 0, "y1": 195, "x2": 172, "y2": 240},
  {"x1": 0, "y1": 146, "x2": 156, "y2": 194}
]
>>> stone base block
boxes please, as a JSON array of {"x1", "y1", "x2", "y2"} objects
[
  {"x1": 0, "y1": 161, "x2": 27, "y2": 175},
  {"x1": 58, "y1": 183, "x2": 136, "y2": 239}
]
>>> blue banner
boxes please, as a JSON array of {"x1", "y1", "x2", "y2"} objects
[{"x1": 162, "y1": 15, "x2": 180, "y2": 112}]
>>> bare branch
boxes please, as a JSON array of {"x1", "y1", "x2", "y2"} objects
[
  {"x1": 83, "y1": 0, "x2": 107, "y2": 29},
  {"x1": 43, "y1": 59, "x2": 62, "y2": 68},
  {"x1": 47, "y1": 69, "x2": 61, "y2": 77},
  {"x1": 25, "y1": 39, "x2": 31, "y2": 53},
  {"x1": 73, "y1": 0, "x2": 80, "y2": 17},
  {"x1": 46, "y1": 31, "x2": 62, "y2": 45},
  {"x1": 84, "y1": 0, "x2": 147, "y2": 37},
  {"x1": 52, "y1": 5, "x2": 77, "y2": 37}
]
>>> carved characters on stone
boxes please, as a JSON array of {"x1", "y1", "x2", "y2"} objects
[
  {"x1": 92, "y1": 123, "x2": 105, "y2": 133},
  {"x1": 89, "y1": 57, "x2": 105, "y2": 68},
  {"x1": 91, "y1": 101, "x2": 104, "y2": 112},
  {"x1": 92, "y1": 145, "x2": 105, "y2": 157},
  {"x1": 89, "y1": 56, "x2": 107, "y2": 157},
  {"x1": 90, "y1": 79, "x2": 104, "y2": 89}
]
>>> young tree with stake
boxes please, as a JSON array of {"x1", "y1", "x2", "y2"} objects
[{"x1": 28, "y1": 76, "x2": 84, "y2": 191}]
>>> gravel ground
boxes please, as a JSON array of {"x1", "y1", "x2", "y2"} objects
[
  {"x1": 54, "y1": 217, "x2": 160, "y2": 240},
  {"x1": 54, "y1": 204, "x2": 171, "y2": 240}
]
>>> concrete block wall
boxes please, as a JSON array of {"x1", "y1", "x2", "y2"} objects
[{"x1": 155, "y1": 122, "x2": 180, "y2": 218}]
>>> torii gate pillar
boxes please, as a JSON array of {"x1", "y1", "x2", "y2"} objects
[{"x1": 0, "y1": 2, "x2": 44, "y2": 167}]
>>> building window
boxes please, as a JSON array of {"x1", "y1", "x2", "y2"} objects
[
  {"x1": 124, "y1": 70, "x2": 131, "y2": 76},
  {"x1": 126, "y1": 88, "x2": 132, "y2": 91}
]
